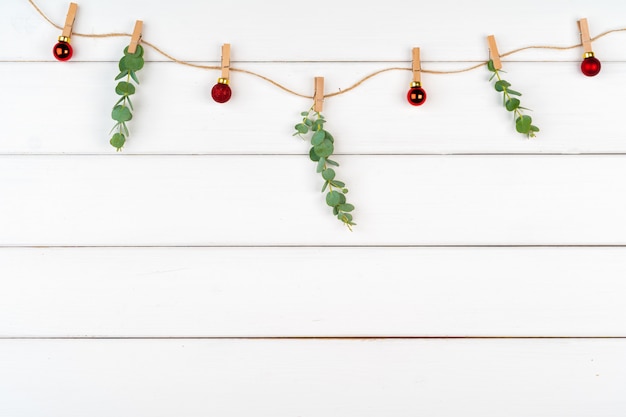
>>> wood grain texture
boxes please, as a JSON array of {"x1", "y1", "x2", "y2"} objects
[
  {"x1": 1, "y1": 247, "x2": 625, "y2": 337},
  {"x1": 1, "y1": 155, "x2": 625, "y2": 245},
  {"x1": 1, "y1": 339, "x2": 625, "y2": 417},
  {"x1": 0, "y1": 61, "x2": 625, "y2": 154},
  {"x1": 2, "y1": 0, "x2": 626, "y2": 414},
  {"x1": 3, "y1": 0, "x2": 626, "y2": 62}
]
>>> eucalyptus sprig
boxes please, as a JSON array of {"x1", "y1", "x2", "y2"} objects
[
  {"x1": 110, "y1": 45, "x2": 145, "y2": 151},
  {"x1": 487, "y1": 59, "x2": 539, "y2": 138},
  {"x1": 293, "y1": 109, "x2": 356, "y2": 230}
]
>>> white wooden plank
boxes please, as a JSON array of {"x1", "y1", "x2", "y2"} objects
[
  {"x1": 3, "y1": 0, "x2": 626, "y2": 61},
  {"x1": 1, "y1": 61, "x2": 624, "y2": 155},
  {"x1": 1, "y1": 155, "x2": 625, "y2": 245},
  {"x1": 0, "y1": 338, "x2": 624, "y2": 417},
  {"x1": 1, "y1": 247, "x2": 625, "y2": 337}
]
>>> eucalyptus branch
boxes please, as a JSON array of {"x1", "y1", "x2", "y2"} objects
[
  {"x1": 487, "y1": 59, "x2": 539, "y2": 138},
  {"x1": 293, "y1": 109, "x2": 356, "y2": 230},
  {"x1": 110, "y1": 45, "x2": 145, "y2": 151}
]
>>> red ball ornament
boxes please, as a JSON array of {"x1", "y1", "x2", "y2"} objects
[
  {"x1": 211, "y1": 78, "x2": 232, "y2": 103},
  {"x1": 407, "y1": 83, "x2": 427, "y2": 106},
  {"x1": 581, "y1": 54, "x2": 601, "y2": 77},
  {"x1": 53, "y1": 40, "x2": 73, "y2": 62}
]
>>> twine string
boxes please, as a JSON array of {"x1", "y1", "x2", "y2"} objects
[{"x1": 29, "y1": 0, "x2": 626, "y2": 101}]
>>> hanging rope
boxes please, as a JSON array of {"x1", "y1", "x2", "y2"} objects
[{"x1": 28, "y1": 0, "x2": 626, "y2": 101}]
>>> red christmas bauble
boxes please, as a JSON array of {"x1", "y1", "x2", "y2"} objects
[
  {"x1": 211, "y1": 83, "x2": 232, "y2": 103},
  {"x1": 53, "y1": 41, "x2": 73, "y2": 61},
  {"x1": 581, "y1": 56, "x2": 601, "y2": 77},
  {"x1": 407, "y1": 86, "x2": 427, "y2": 106}
]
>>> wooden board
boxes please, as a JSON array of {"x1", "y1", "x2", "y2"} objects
[
  {"x1": 1, "y1": 247, "x2": 625, "y2": 337},
  {"x1": 1, "y1": 339, "x2": 625, "y2": 417},
  {"x1": 2, "y1": 0, "x2": 626, "y2": 414},
  {"x1": 0, "y1": 62, "x2": 625, "y2": 155},
  {"x1": 1, "y1": 155, "x2": 626, "y2": 245}
]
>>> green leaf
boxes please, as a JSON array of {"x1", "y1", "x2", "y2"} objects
[
  {"x1": 295, "y1": 123, "x2": 309, "y2": 134},
  {"x1": 314, "y1": 139, "x2": 334, "y2": 158},
  {"x1": 338, "y1": 193, "x2": 346, "y2": 205},
  {"x1": 322, "y1": 168, "x2": 335, "y2": 181},
  {"x1": 311, "y1": 129, "x2": 325, "y2": 146},
  {"x1": 114, "y1": 96, "x2": 125, "y2": 107},
  {"x1": 122, "y1": 55, "x2": 144, "y2": 72},
  {"x1": 530, "y1": 125, "x2": 540, "y2": 132},
  {"x1": 304, "y1": 118, "x2": 313, "y2": 127},
  {"x1": 487, "y1": 59, "x2": 496, "y2": 72},
  {"x1": 312, "y1": 119, "x2": 325, "y2": 131},
  {"x1": 339, "y1": 213, "x2": 353, "y2": 222},
  {"x1": 505, "y1": 98, "x2": 520, "y2": 111},
  {"x1": 115, "y1": 71, "x2": 129, "y2": 81},
  {"x1": 316, "y1": 157, "x2": 326, "y2": 173},
  {"x1": 332, "y1": 206, "x2": 339, "y2": 216},
  {"x1": 326, "y1": 191, "x2": 342, "y2": 207},
  {"x1": 494, "y1": 80, "x2": 511, "y2": 92},
  {"x1": 111, "y1": 105, "x2": 132, "y2": 122},
  {"x1": 337, "y1": 203, "x2": 355, "y2": 212},
  {"x1": 121, "y1": 122, "x2": 129, "y2": 137},
  {"x1": 123, "y1": 44, "x2": 144, "y2": 58},
  {"x1": 309, "y1": 147, "x2": 320, "y2": 162},
  {"x1": 115, "y1": 81, "x2": 136, "y2": 96},
  {"x1": 507, "y1": 89, "x2": 522, "y2": 96},
  {"x1": 515, "y1": 115, "x2": 532, "y2": 134},
  {"x1": 326, "y1": 159, "x2": 339, "y2": 167},
  {"x1": 300, "y1": 111, "x2": 309, "y2": 117},
  {"x1": 321, "y1": 182, "x2": 329, "y2": 193},
  {"x1": 129, "y1": 70, "x2": 140, "y2": 85},
  {"x1": 110, "y1": 133, "x2": 126, "y2": 150},
  {"x1": 324, "y1": 131, "x2": 334, "y2": 143},
  {"x1": 126, "y1": 95, "x2": 134, "y2": 111},
  {"x1": 330, "y1": 180, "x2": 345, "y2": 188}
]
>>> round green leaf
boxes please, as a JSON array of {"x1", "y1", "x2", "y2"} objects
[
  {"x1": 494, "y1": 80, "x2": 511, "y2": 92},
  {"x1": 515, "y1": 115, "x2": 532, "y2": 134},
  {"x1": 309, "y1": 147, "x2": 320, "y2": 162},
  {"x1": 505, "y1": 98, "x2": 520, "y2": 111},
  {"x1": 322, "y1": 168, "x2": 335, "y2": 181},
  {"x1": 124, "y1": 44, "x2": 144, "y2": 58},
  {"x1": 487, "y1": 59, "x2": 496, "y2": 72},
  {"x1": 119, "y1": 55, "x2": 144, "y2": 72},
  {"x1": 337, "y1": 203, "x2": 355, "y2": 212},
  {"x1": 311, "y1": 129, "x2": 325, "y2": 146},
  {"x1": 314, "y1": 139, "x2": 334, "y2": 158},
  {"x1": 326, "y1": 191, "x2": 341, "y2": 207},
  {"x1": 295, "y1": 123, "x2": 309, "y2": 134},
  {"x1": 115, "y1": 81, "x2": 136, "y2": 96},
  {"x1": 112, "y1": 105, "x2": 132, "y2": 122},
  {"x1": 110, "y1": 133, "x2": 126, "y2": 150}
]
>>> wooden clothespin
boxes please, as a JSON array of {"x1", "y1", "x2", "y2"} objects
[
  {"x1": 411, "y1": 47, "x2": 422, "y2": 86},
  {"x1": 220, "y1": 43, "x2": 231, "y2": 81},
  {"x1": 61, "y1": 3, "x2": 78, "y2": 41},
  {"x1": 578, "y1": 18, "x2": 593, "y2": 55},
  {"x1": 211, "y1": 44, "x2": 233, "y2": 103},
  {"x1": 314, "y1": 77, "x2": 324, "y2": 113},
  {"x1": 128, "y1": 20, "x2": 143, "y2": 54},
  {"x1": 53, "y1": 3, "x2": 78, "y2": 61},
  {"x1": 578, "y1": 18, "x2": 601, "y2": 76},
  {"x1": 407, "y1": 47, "x2": 427, "y2": 106},
  {"x1": 487, "y1": 35, "x2": 502, "y2": 70}
]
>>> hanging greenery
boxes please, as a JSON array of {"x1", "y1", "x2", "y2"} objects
[
  {"x1": 487, "y1": 59, "x2": 539, "y2": 138},
  {"x1": 110, "y1": 45, "x2": 145, "y2": 151},
  {"x1": 294, "y1": 109, "x2": 356, "y2": 230}
]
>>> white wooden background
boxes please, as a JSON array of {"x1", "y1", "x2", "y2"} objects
[{"x1": 1, "y1": 0, "x2": 626, "y2": 415}]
